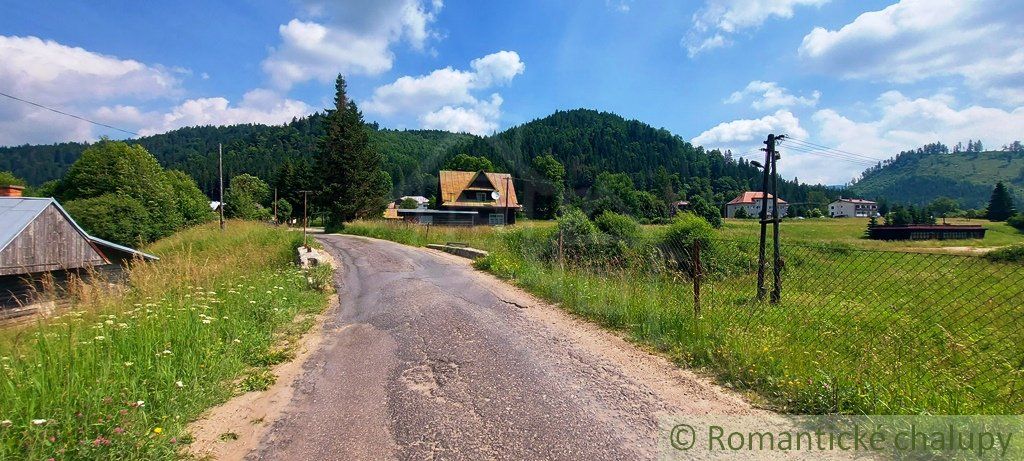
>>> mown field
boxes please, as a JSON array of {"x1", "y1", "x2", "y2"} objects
[
  {"x1": 717, "y1": 217, "x2": 1024, "y2": 250},
  {"x1": 342, "y1": 218, "x2": 1024, "y2": 415},
  {"x1": 0, "y1": 221, "x2": 331, "y2": 460}
]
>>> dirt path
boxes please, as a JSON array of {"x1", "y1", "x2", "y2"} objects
[{"x1": 229, "y1": 234, "x2": 769, "y2": 460}]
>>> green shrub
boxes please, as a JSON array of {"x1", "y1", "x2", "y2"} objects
[
  {"x1": 984, "y1": 244, "x2": 1024, "y2": 263},
  {"x1": 64, "y1": 194, "x2": 152, "y2": 246},
  {"x1": 1008, "y1": 214, "x2": 1024, "y2": 232},
  {"x1": 0, "y1": 171, "x2": 27, "y2": 187},
  {"x1": 554, "y1": 207, "x2": 599, "y2": 262},
  {"x1": 660, "y1": 213, "x2": 753, "y2": 276},
  {"x1": 594, "y1": 210, "x2": 640, "y2": 242},
  {"x1": 688, "y1": 196, "x2": 722, "y2": 228}
]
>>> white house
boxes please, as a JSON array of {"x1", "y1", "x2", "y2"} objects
[
  {"x1": 726, "y1": 191, "x2": 788, "y2": 218},
  {"x1": 828, "y1": 197, "x2": 878, "y2": 218},
  {"x1": 400, "y1": 196, "x2": 430, "y2": 209}
]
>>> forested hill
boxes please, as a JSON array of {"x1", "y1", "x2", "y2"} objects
[
  {"x1": 1, "y1": 108, "x2": 837, "y2": 217},
  {"x1": 0, "y1": 113, "x2": 473, "y2": 197},
  {"x1": 448, "y1": 109, "x2": 832, "y2": 211},
  {"x1": 846, "y1": 142, "x2": 1024, "y2": 208}
]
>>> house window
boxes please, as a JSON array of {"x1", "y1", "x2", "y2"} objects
[{"x1": 489, "y1": 213, "x2": 505, "y2": 225}]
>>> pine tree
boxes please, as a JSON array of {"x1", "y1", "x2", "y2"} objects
[
  {"x1": 986, "y1": 181, "x2": 1017, "y2": 221},
  {"x1": 316, "y1": 75, "x2": 391, "y2": 230}
]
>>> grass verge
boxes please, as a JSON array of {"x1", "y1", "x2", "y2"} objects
[
  {"x1": 343, "y1": 219, "x2": 1022, "y2": 415},
  {"x1": 0, "y1": 221, "x2": 331, "y2": 460}
]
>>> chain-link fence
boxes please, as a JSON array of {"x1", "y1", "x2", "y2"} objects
[{"x1": 492, "y1": 225, "x2": 1024, "y2": 415}]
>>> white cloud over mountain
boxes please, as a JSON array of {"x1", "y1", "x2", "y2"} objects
[
  {"x1": 692, "y1": 109, "x2": 808, "y2": 151},
  {"x1": 799, "y1": 0, "x2": 1024, "y2": 103},
  {"x1": 362, "y1": 51, "x2": 525, "y2": 135},
  {"x1": 0, "y1": 34, "x2": 313, "y2": 145}
]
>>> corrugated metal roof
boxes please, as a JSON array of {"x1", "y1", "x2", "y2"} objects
[
  {"x1": 0, "y1": 197, "x2": 157, "y2": 261},
  {"x1": 0, "y1": 198, "x2": 63, "y2": 252}
]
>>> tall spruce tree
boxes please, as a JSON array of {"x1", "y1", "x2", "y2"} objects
[
  {"x1": 316, "y1": 75, "x2": 391, "y2": 230},
  {"x1": 986, "y1": 181, "x2": 1017, "y2": 221}
]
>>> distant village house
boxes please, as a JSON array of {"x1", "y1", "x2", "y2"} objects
[
  {"x1": 829, "y1": 197, "x2": 879, "y2": 218},
  {"x1": 725, "y1": 191, "x2": 788, "y2": 218},
  {"x1": 397, "y1": 170, "x2": 521, "y2": 226}
]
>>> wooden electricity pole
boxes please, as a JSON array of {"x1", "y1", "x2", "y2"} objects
[
  {"x1": 770, "y1": 134, "x2": 785, "y2": 304},
  {"x1": 756, "y1": 133, "x2": 785, "y2": 303},
  {"x1": 755, "y1": 136, "x2": 773, "y2": 301},
  {"x1": 218, "y1": 143, "x2": 225, "y2": 231},
  {"x1": 299, "y1": 190, "x2": 311, "y2": 250}
]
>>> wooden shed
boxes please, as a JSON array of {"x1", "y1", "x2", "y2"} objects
[{"x1": 0, "y1": 197, "x2": 157, "y2": 316}]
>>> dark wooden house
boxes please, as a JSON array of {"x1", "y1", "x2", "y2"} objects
[
  {"x1": 425, "y1": 170, "x2": 521, "y2": 226},
  {"x1": 867, "y1": 224, "x2": 987, "y2": 241},
  {"x1": 0, "y1": 197, "x2": 157, "y2": 317}
]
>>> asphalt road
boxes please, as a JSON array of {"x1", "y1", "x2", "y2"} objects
[{"x1": 251, "y1": 234, "x2": 754, "y2": 460}]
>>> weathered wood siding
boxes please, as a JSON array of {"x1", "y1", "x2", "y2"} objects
[{"x1": 0, "y1": 205, "x2": 106, "y2": 276}]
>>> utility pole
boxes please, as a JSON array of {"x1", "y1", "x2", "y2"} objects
[
  {"x1": 755, "y1": 136, "x2": 773, "y2": 301},
  {"x1": 504, "y1": 176, "x2": 511, "y2": 225},
  {"x1": 770, "y1": 134, "x2": 785, "y2": 304},
  {"x1": 755, "y1": 133, "x2": 786, "y2": 303},
  {"x1": 218, "y1": 143, "x2": 225, "y2": 231},
  {"x1": 299, "y1": 190, "x2": 311, "y2": 251}
]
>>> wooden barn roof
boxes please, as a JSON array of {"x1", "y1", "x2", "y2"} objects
[
  {"x1": 439, "y1": 170, "x2": 520, "y2": 208},
  {"x1": 0, "y1": 197, "x2": 157, "y2": 276}
]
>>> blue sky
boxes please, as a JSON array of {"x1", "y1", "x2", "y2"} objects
[{"x1": 2, "y1": 0, "x2": 1023, "y2": 184}]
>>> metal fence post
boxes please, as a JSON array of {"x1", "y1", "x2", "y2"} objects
[{"x1": 692, "y1": 239, "x2": 702, "y2": 316}]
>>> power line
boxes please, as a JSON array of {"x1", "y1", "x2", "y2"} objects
[
  {"x1": 0, "y1": 91, "x2": 140, "y2": 137},
  {"x1": 784, "y1": 137, "x2": 881, "y2": 163}
]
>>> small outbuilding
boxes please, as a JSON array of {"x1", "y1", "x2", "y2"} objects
[
  {"x1": 867, "y1": 224, "x2": 987, "y2": 241},
  {"x1": 0, "y1": 197, "x2": 157, "y2": 317}
]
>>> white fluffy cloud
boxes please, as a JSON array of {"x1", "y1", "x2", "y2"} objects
[
  {"x1": 263, "y1": 0, "x2": 443, "y2": 89},
  {"x1": 799, "y1": 0, "x2": 1024, "y2": 103},
  {"x1": 725, "y1": 81, "x2": 819, "y2": 110},
  {"x1": 137, "y1": 89, "x2": 312, "y2": 136},
  {"x1": 421, "y1": 94, "x2": 504, "y2": 135},
  {"x1": 697, "y1": 91, "x2": 1024, "y2": 184},
  {"x1": 684, "y1": 0, "x2": 830, "y2": 56},
  {"x1": 0, "y1": 35, "x2": 312, "y2": 146},
  {"x1": 813, "y1": 91, "x2": 1024, "y2": 166},
  {"x1": 692, "y1": 109, "x2": 808, "y2": 150},
  {"x1": 362, "y1": 51, "x2": 524, "y2": 135},
  {"x1": 0, "y1": 35, "x2": 181, "y2": 105},
  {"x1": 0, "y1": 35, "x2": 185, "y2": 145}
]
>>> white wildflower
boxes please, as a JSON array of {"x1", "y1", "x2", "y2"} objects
[
  {"x1": 31, "y1": 419, "x2": 46, "y2": 426},
  {"x1": 175, "y1": 381, "x2": 184, "y2": 388}
]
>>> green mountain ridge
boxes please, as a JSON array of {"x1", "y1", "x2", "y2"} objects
[
  {"x1": 0, "y1": 108, "x2": 836, "y2": 217},
  {"x1": 847, "y1": 145, "x2": 1024, "y2": 208}
]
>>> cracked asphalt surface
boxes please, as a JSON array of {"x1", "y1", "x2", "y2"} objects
[{"x1": 251, "y1": 234, "x2": 757, "y2": 460}]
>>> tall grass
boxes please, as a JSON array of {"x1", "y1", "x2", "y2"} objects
[{"x1": 0, "y1": 221, "x2": 330, "y2": 460}]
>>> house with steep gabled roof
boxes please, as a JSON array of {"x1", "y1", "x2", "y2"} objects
[
  {"x1": 0, "y1": 196, "x2": 157, "y2": 317},
  {"x1": 398, "y1": 170, "x2": 522, "y2": 226}
]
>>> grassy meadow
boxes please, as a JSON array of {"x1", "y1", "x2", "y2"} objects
[
  {"x1": 717, "y1": 217, "x2": 1024, "y2": 251},
  {"x1": 342, "y1": 218, "x2": 1024, "y2": 415},
  {"x1": 0, "y1": 221, "x2": 331, "y2": 460}
]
